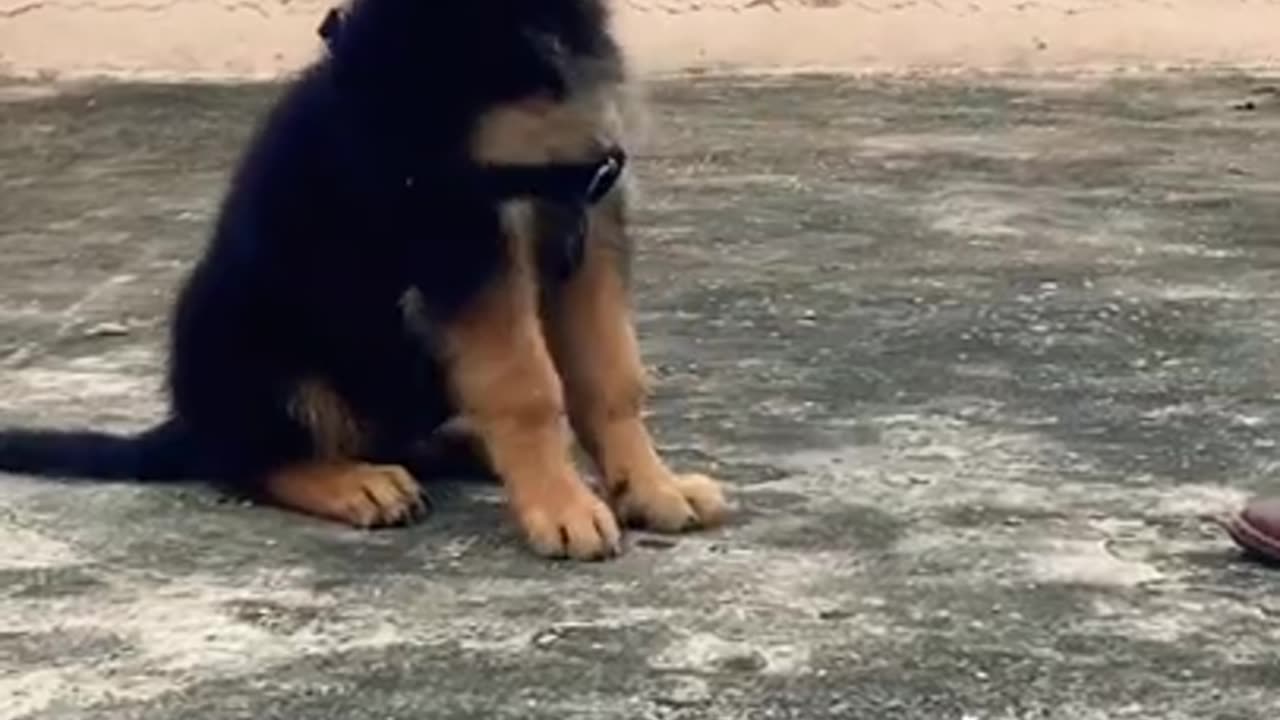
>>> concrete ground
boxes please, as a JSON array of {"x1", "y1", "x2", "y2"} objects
[{"x1": 1, "y1": 72, "x2": 1279, "y2": 719}]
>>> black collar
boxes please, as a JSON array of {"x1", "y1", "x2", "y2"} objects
[{"x1": 477, "y1": 148, "x2": 626, "y2": 205}]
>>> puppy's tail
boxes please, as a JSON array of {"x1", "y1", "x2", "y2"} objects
[{"x1": 0, "y1": 418, "x2": 199, "y2": 482}]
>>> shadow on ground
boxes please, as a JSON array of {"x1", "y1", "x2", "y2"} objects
[{"x1": 1, "y1": 73, "x2": 1279, "y2": 719}]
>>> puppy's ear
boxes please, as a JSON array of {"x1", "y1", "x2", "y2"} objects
[{"x1": 317, "y1": 7, "x2": 343, "y2": 46}]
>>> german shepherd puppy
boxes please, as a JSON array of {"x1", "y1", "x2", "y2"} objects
[{"x1": 0, "y1": 0, "x2": 726, "y2": 560}]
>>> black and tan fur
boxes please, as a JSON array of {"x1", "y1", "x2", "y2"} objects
[{"x1": 0, "y1": 0, "x2": 725, "y2": 560}]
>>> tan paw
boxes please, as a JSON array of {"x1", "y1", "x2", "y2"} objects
[
  {"x1": 615, "y1": 472, "x2": 727, "y2": 533},
  {"x1": 513, "y1": 482, "x2": 622, "y2": 561},
  {"x1": 266, "y1": 462, "x2": 429, "y2": 529}
]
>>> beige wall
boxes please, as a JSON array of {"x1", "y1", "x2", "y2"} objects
[{"x1": 1, "y1": 0, "x2": 1279, "y2": 80}]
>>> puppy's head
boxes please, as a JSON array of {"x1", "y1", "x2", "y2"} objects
[{"x1": 327, "y1": 0, "x2": 622, "y2": 108}]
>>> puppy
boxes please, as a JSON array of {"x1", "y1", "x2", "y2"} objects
[{"x1": 0, "y1": 0, "x2": 726, "y2": 560}]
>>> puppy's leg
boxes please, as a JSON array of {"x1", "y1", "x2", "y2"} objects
[
  {"x1": 438, "y1": 208, "x2": 621, "y2": 560},
  {"x1": 263, "y1": 379, "x2": 427, "y2": 528},
  {"x1": 545, "y1": 192, "x2": 727, "y2": 533}
]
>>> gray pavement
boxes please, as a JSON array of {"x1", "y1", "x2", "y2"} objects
[{"x1": 1, "y1": 73, "x2": 1279, "y2": 719}]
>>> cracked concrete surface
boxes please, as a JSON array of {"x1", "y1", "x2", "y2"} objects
[{"x1": 2, "y1": 72, "x2": 1280, "y2": 718}]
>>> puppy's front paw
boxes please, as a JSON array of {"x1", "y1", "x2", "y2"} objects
[
  {"x1": 514, "y1": 481, "x2": 622, "y2": 561},
  {"x1": 615, "y1": 472, "x2": 727, "y2": 533}
]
